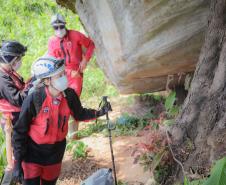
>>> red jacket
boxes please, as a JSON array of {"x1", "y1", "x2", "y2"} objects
[
  {"x1": 0, "y1": 68, "x2": 28, "y2": 121},
  {"x1": 28, "y1": 88, "x2": 71, "y2": 144},
  {"x1": 48, "y1": 30, "x2": 95, "y2": 75},
  {"x1": 13, "y1": 87, "x2": 97, "y2": 165}
]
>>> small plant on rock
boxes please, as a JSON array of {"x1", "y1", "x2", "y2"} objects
[
  {"x1": 132, "y1": 126, "x2": 173, "y2": 184},
  {"x1": 164, "y1": 91, "x2": 180, "y2": 117}
]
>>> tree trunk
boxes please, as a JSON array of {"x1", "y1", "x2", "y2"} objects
[{"x1": 170, "y1": 0, "x2": 226, "y2": 182}]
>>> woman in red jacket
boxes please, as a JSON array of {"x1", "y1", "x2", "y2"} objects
[
  {"x1": 12, "y1": 56, "x2": 111, "y2": 185},
  {"x1": 48, "y1": 13, "x2": 95, "y2": 139},
  {"x1": 0, "y1": 40, "x2": 29, "y2": 185}
]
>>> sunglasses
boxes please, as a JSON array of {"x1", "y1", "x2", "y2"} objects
[
  {"x1": 53, "y1": 25, "x2": 65, "y2": 30},
  {"x1": 54, "y1": 59, "x2": 64, "y2": 69}
]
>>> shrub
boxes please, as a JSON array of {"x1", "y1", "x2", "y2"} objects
[{"x1": 66, "y1": 140, "x2": 88, "y2": 160}]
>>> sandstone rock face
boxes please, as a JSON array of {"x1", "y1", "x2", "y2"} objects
[{"x1": 58, "y1": 0, "x2": 210, "y2": 94}]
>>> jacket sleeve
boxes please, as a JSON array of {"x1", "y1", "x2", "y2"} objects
[
  {"x1": 48, "y1": 38, "x2": 57, "y2": 57},
  {"x1": 0, "y1": 75, "x2": 27, "y2": 107},
  {"x1": 12, "y1": 93, "x2": 36, "y2": 161},
  {"x1": 65, "y1": 88, "x2": 97, "y2": 121},
  {"x1": 78, "y1": 32, "x2": 95, "y2": 61}
]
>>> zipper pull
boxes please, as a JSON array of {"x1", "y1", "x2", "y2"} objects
[
  {"x1": 61, "y1": 116, "x2": 66, "y2": 132},
  {"x1": 44, "y1": 118, "x2": 50, "y2": 135},
  {"x1": 58, "y1": 115, "x2": 62, "y2": 129}
]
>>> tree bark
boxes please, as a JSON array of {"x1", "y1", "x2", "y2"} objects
[{"x1": 170, "y1": 0, "x2": 226, "y2": 182}]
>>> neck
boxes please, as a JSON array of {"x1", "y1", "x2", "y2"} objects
[{"x1": 48, "y1": 85, "x2": 61, "y2": 97}]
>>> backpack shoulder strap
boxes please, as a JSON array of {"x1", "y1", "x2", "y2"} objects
[{"x1": 33, "y1": 87, "x2": 46, "y2": 114}]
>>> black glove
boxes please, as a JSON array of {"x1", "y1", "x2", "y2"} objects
[
  {"x1": 96, "y1": 102, "x2": 112, "y2": 117},
  {"x1": 12, "y1": 160, "x2": 23, "y2": 184}
]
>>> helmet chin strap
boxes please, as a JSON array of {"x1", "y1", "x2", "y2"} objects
[
  {"x1": 4, "y1": 55, "x2": 18, "y2": 64},
  {"x1": 1, "y1": 55, "x2": 18, "y2": 70}
]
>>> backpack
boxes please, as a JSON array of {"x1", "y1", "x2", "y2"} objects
[{"x1": 81, "y1": 168, "x2": 114, "y2": 185}]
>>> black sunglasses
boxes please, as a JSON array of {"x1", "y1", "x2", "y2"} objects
[
  {"x1": 53, "y1": 25, "x2": 65, "y2": 30},
  {"x1": 54, "y1": 59, "x2": 64, "y2": 69}
]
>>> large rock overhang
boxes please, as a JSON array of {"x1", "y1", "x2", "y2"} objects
[{"x1": 56, "y1": 0, "x2": 210, "y2": 94}]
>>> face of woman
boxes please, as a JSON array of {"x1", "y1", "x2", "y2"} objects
[
  {"x1": 47, "y1": 70, "x2": 68, "y2": 96},
  {"x1": 11, "y1": 57, "x2": 22, "y2": 71}
]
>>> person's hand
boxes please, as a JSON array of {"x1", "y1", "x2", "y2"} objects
[
  {"x1": 79, "y1": 59, "x2": 88, "y2": 73},
  {"x1": 96, "y1": 102, "x2": 112, "y2": 117},
  {"x1": 71, "y1": 70, "x2": 81, "y2": 78},
  {"x1": 12, "y1": 160, "x2": 23, "y2": 184}
]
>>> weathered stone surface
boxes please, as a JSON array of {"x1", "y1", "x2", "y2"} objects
[
  {"x1": 57, "y1": 0, "x2": 210, "y2": 94},
  {"x1": 56, "y1": 0, "x2": 76, "y2": 13}
]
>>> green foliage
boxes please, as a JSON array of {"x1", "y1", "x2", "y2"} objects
[
  {"x1": 152, "y1": 93, "x2": 162, "y2": 101},
  {"x1": 66, "y1": 140, "x2": 87, "y2": 159},
  {"x1": 183, "y1": 178, "x2": 206, "y2": 185},
  {"x1": 163, "y1": 119, "x2": 175, "y2": 126},
  {"x1": 143, "y1": 108, "x2": 156, "y2": 120},
  {"x1": 76, "y1": 121, "x2": 106, "y2": 138},
  {"x1": 132, "y1": 124, "x2": 172, "y2": 184},
  {"x1": 190, "y1": 179, "x2": 206, "y2": 185},
  {"x1": 0, "y1": 0, "x2": 79, "y2": 80},
  {"x1": 164, "y1": 91, "x2": 176, "y2": 111},
  {"x1": 0, "y1": 1, "x2": 117, "y2": 99},
  {"x1": 154, "y1": 164, "x2": 171, "y2": 184},
  {"x1": 184, "y1": 177, "x2": 190, "y2": 185},
  {"x1": 117, "y1": 181, "x2": 128, "y2": 185},
  {"x1": 183, "y1": 157, "x2": 226, "y2": 185},
  {"x1": 204, "y1": 157, "x2": 226, "y2": 185},
  {"x1": 0, "y1": 128, "x2": 6, "y2": 177},
  {"x1": 164, "y1": 91, "x2": 179, "y2": 117},
  {"x1": 81, "y1": 58, "x2": 118, "y2": 100},
  {"x1": 109, "y1": 113, "x2": 148, "y2": 136},
  {"x1": 74, "y1": 112, "x2": 149, "y2": 139}
]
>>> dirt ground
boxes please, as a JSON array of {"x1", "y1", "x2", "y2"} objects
[
  {"x1": 57, "y1": 95, "x2": 159, "y2": 185},
  {"x1": 57, "y1": 135, "x2": 151, "y2": 185}
]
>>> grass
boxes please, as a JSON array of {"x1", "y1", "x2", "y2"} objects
[
  {"x1": 0, "y1": 0, "x2": 118, "y2": 101},
  {"x1": 81, "y1": 59, "x2": 119, "y2": 100},
  {"x1": 66, "y1": 140, "x2": 88, "y2": 160},
  {"x1": 76, "y1": 113, "x2": 151, "y2": 138},
  {"x1": 76, "y1": 120, "x2": 106, "y2": 138},
  {"x1": 110, "y1": 114, "x2": 149, "y2": 136},
  {"x1": 0, "y1": 128, "x2": 6, "y2": 177}
]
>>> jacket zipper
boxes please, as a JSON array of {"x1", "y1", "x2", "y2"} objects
[
  {"x1": 60, "y1": 40, "x2": 68, "y2": 63},
  {"x1": 66, "y1": 49, "x2": 71, "y2": 63},
  {"x1": 58, "y1": 115, "x2": 62, "y2": 129},
  {"x1": 44, "y1": 118, "x2": 50, "y2": 135},
  {"x1": 61, "y1": 116, "x2": 66, "y2": 132}
]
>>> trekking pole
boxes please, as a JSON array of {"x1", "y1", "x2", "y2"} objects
[
  {"x1": 0, "y1": 115, "x2": 15, "y2": 185},
  {"x1": 102, "y1": 96, "x2": 117, "y2": 185},
  {"x1": 5, "y1": 115, "x2": 13, "y2": 170}
]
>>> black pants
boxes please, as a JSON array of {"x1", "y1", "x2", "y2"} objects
[{"x1": 23, "y1": 177, "x2": 58, "y2": 185}]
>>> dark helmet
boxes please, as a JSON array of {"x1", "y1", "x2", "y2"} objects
[{"x1": 0, "y1": 40, "x2": 27, "y2": 63}]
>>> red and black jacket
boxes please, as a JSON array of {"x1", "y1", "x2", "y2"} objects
[
  {"x1": 13, "y1": 86, "x2": 97, "y2": 165},
  {"x1": 0, "y1": 68, "x2": 30, "y2": 123},
  {"x1": 0, "y1": 69, "x2": 26, "y2": 107}
]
